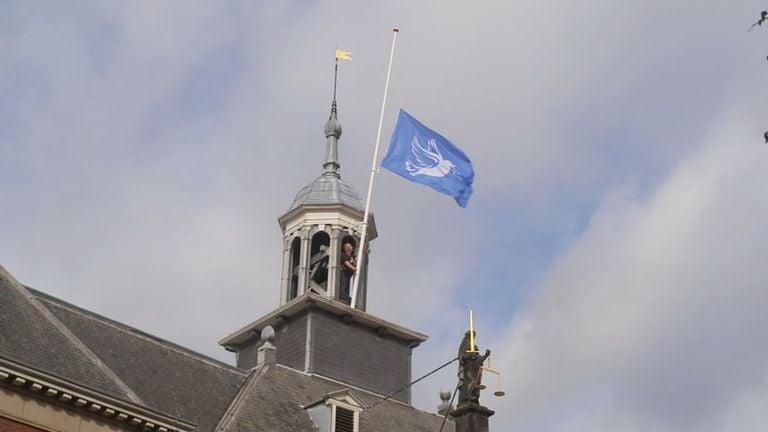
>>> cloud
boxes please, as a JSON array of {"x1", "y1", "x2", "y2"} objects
[
  {"x1": 2, "y1": 2, "x2": 768, "y2": 429},
  {"x1": 487, "y1": 113, "x2": 768, "y2": 431}
]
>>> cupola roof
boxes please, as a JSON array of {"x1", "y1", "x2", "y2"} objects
[{"x1": 288, "y1": 175, "x2": 363, "y2": 212}]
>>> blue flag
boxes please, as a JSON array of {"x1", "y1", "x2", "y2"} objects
[{"x1": 381, "y1": 109, "x2": 474, "y2": 207}]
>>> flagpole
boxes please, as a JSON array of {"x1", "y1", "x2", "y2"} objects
[{"x1": 350, "y1": 28, "x2": 399, "y2": 309}]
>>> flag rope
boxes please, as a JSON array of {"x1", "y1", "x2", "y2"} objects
[
  {"x1": 364, "y1": 355, "x2": 457, "y2": 412},
  {"x1": 438, "y1": 384, "x2": 460, "y2": 432}
]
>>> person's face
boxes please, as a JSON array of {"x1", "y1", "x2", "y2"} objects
[{"x1": 344, "y1": 243, "x2": 353, "y2": 254}]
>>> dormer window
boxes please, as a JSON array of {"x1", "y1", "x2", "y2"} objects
[
  {"x1": 304, "y1": 390, "x2": 362, "y2": 432},
  {"x1": 331, "y1": 402, "x2": 357, "y2": 432}
]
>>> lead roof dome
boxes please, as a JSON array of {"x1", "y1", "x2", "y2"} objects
[{"x1": 288, "y1": 174, "x2": 363, "y2": 212}]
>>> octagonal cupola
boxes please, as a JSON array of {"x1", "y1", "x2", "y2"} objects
[{"x1": 278, "y1": 101, "x2": 377, "y2": 311}]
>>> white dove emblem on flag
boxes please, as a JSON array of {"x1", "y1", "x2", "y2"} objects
[{"x1": 405, "y1": 135, "x2": 456, "y2": 177}]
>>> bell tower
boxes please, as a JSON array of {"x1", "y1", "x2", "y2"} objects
[
  {"x1": 277, "y1": 100, "x2": 377, "y2": 311},
  {"x1": 221, "y1": 93, "x2": 426, "y2": 405}
]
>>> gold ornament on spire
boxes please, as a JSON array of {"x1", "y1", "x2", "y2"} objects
[{"x1": 335, "y1": 49, "x2": 352, "y2": 61}]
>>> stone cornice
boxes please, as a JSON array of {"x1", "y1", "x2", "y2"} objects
[
  {"x1": 218, "y1": 292, "x2": 428, "y2": 348},
  {"x1": 0, "y1": 358, "x2": 195, "y2": 432},
  {"x1": 277, "y1": 203, "x2": 378, "y2": 240}
]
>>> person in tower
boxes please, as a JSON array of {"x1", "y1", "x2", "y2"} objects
[{"x1": 340, "y1": 241, "x2": 356, "y2": 303}]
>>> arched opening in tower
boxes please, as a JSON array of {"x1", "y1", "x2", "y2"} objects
[
  {"x1": 289, "y1": 237, "x2": 301, "y2": 300},
  {"x1": 339, "y1": 234, "x2": 358, "y2": 303},
  {"x1": 309, "y1": 231, "x2": 331, "y2": 293}
]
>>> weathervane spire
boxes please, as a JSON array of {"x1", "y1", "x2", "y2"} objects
[
  {"x1": 333, "y1": 48, "x2": 351, "y2": 102},
  {"x1": 322, "y1": 49, "x2": 351, "y2": 177}
]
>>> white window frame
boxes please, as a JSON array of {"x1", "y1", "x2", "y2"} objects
[{"x1": 327, "y1": 397, "x2": 360, "y2": 432}]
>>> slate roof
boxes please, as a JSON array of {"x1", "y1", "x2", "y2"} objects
[
  {"x1": 0, "y1": 264, "x2": 246, "y2": 431},
  {"x1": 30, "y1": 288, "x2": 246, "y2": 432},
  {"x1": 0, "y1": 264, "x2": 455, "y2": 432},
  {"x1": 0, "y1": 266, "x2": 133, "y2": 401},
  {"x1": 219, "y1": 364, "x2": 455, "y2": 432}
]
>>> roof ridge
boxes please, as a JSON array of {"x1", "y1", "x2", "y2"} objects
[
  {"x1": 212, "y1": 364, "x2": 270, "y2": 432},
  {"x1": 28, "y1": 288, "x2": 245, "y2": 375},
  {"x1": 0, "y1": 266, "x2": 145, "y2": 405}
]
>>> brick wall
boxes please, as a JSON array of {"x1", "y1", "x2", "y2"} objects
[
  {"x1": 0, "y1": 387, "x2": 129, "y2": 432},
  {"x1": 0, "y1": 416, "x2": 47, "y2": 432}
]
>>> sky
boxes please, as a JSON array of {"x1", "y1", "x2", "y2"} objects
[{"x1": 2, "y1": 1, "x2": 768, "y2": 431}]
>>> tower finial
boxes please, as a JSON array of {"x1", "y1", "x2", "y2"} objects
[
  {"x1": 323, "y1": 100, "x2": 342, "y2": 177},
  {"x1": 323, "y1": 49, "x2": 351, "y2": 177}
]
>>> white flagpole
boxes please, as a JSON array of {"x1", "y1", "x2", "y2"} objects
[{"x1": 350, "y1": 28, "x2": 400, "y2": 309}]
